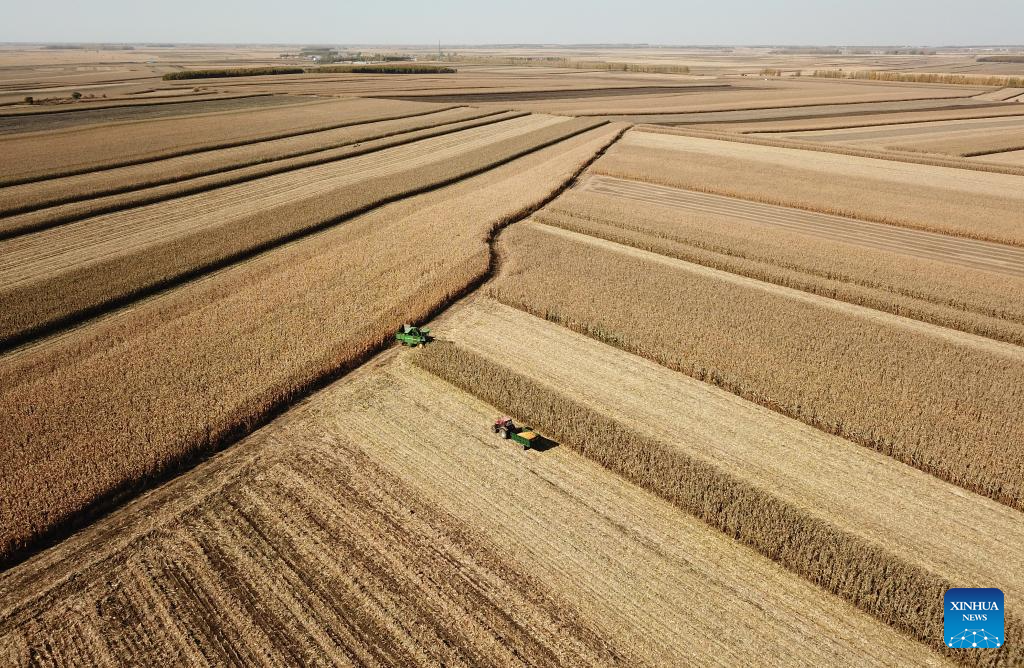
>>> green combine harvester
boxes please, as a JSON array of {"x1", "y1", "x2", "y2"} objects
[{"x1": 395, "y1": 324, "x2": 432, "y2": 347}]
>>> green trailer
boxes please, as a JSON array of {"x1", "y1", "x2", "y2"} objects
[
  {"x1": 395, "y1": 324, "x2": 432, "y2": 347},
  {"x1": 492, "y1": 416, "x2": 540, "y2": 450}
]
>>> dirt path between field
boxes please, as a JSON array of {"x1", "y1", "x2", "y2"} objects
[{"x1": 581, "y1": 175, "x2": 1024, "y2": 276}]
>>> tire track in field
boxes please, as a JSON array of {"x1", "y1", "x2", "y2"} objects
[{"x1": 582, "y1": 175, "x2": 1024, "y2": 276}]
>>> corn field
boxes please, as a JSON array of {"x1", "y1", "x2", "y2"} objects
[{"x1": 488, "y1": 223, "x2": 1024, "y2": 511}]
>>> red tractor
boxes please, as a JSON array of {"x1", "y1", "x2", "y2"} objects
[{"x1": 492, "y1": 416, "x2": 538, "y2": 450}]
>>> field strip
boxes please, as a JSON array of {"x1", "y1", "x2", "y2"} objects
[
  {"x1": 310, "y1": 355, "x2": 947, "y2": 665},
  {"x1": 0, "y1": 110, "x2": 528, "y2": 239},
  {"x1": 0, "y1": 97, "x2": 454, "y2": 186},
  {"x1": 565, "y1": 94, "x2": 981, "y2": 117},
  {"x1": 603, "y1": 98, "x2": 1002, "y2": 125},
  {"x1": 732, "y1": 110, "x2": 1024, "y2": 134},
  {"x1": 0, "y1": 93, "x2": 279, "y2": 124},
  {"x1": 0, "y1": 94, "x2": 336, "y2": 139},
  {"x1": 774, "y1": 115, "x2": 1024, "y2": 143},
  {"x1": 430, "y1": 298, "x2": 1024, "y2": 661},
  {"x1": 623, "y1": 130, "x2": 1024, "y2": 198},
  {"x1": 635, "y1": 124, "x2": 1024, "y2": 177},
  {"x1": 531, "y1": 222, "x2": 1024, "y2": 359},
  {"x1": 0, "y1": 115, "x2": 566, "y2": 287},
  {"x1": 0, "y1": 106, "x2": 505, "y2": 218},
  {"x1": 581, "y1": 175, "x2": 1024, "y2": 276}
]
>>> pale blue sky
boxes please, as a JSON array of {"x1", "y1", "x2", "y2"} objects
[{"x1": 2, "y1": 0, "x2": 1022, "y2": 46}]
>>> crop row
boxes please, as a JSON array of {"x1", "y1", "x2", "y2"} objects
[
  {"x1": 0, "y1": 123, "x2": 623, "y2": 565},
  {"x1": 412, "y1": 339, "x2": 1022, "y2": 667},
  {"x1": 598, "y1": 130, "x2": 1024, "y2": 246},
  {"x1": 488, "y1": 223, "x2": 1024, "y2": 512},
  {"x1": 537, "y1": 189, "x2": 1024, "y2": 345}
]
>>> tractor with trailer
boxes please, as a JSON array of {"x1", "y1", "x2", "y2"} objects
[
  {"x1": 395, "y1": 324, "x2": 432, "y2": 347},
  {"x1": 492, "y1": 416, "x2": 539, "y2": 450}
]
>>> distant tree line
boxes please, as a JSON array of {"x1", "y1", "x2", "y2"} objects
[
  {"x1": 812, "y1": 69, "x2": 1023, "y2": 86},
  {"x1": 977, "y1": 55, "x2": 1024, "y2": 63},
  {"x1": 163, "y1": 65, "x2": 454, "y2": 80}
]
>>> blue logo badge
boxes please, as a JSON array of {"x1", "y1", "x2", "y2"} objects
[{"x1": 944, "y1": 588, "x2": 1004, "y2": 648}]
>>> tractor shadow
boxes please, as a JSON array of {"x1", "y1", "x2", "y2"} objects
[{"x1": 528, "y1": 434, "x2": 559, "y2": 453}]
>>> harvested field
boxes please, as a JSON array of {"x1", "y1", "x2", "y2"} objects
[
  {"x1": 596, "y1": 128, "x2": 1024, "y2": 245},
  {"x1": 415, "y1": 298, "x2": 1024, "y2": 664},
  {"x1": 0, "y1": 122, "x2": 623, "y2": 566},
  {"x1": 0, "y1": 105, "x2": 505, "y2": 218},
  {"x1": 0, "y1": 347, "x2": 948, "y2": 667},
  {"x1": 489, "y1": 223, "x2": 1024, "y2": 510},
  {"x1": 775, "y1": 115, "x2": 1024, "y2": 156},
  {"x1": 581, "y1": 175, "x2": 1024, "y2": 276},
  {"x1": 0, "y1": 97, "x2": 451, "y2": 184},
  {"x1": 0, "y1": 114, "x2": 594, "y2": 345},
  {"x1": 0, "y1": 93, "x2": 294, "y2": 134},
  {"x1": 540, "y1": 184, "x2": 1024, "y2": 345},
  {"x1": 0, "y1": 420, "x2": 622, "y2": 666}
]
